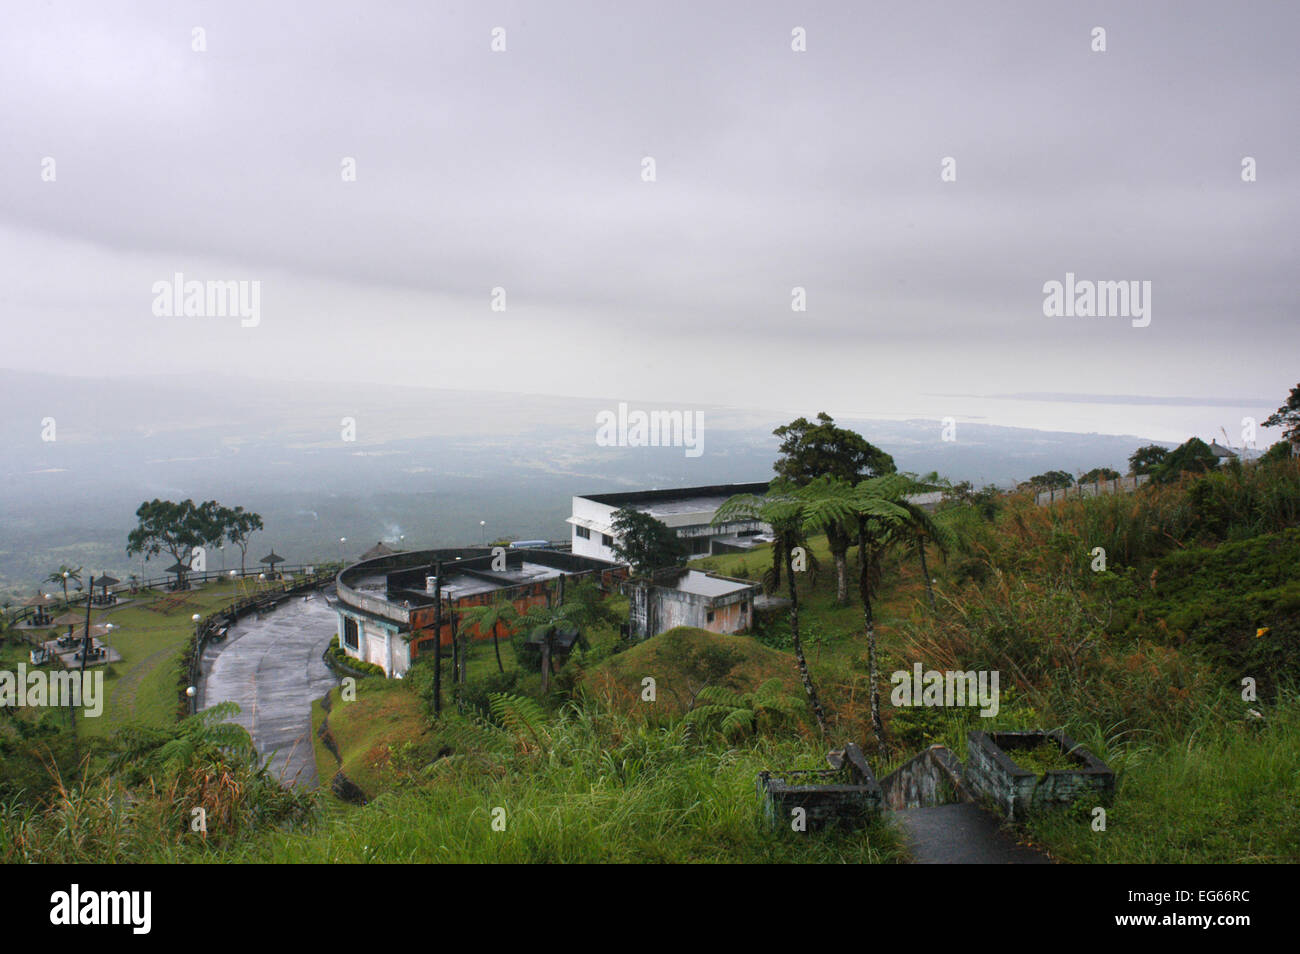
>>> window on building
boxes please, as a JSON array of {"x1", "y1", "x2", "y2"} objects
[
  {"x1": 601, "y1": 533, "x2": 614, "y2": 548},
  {"x1": 575, "y1": 525, "x2": 590, "y2": 540},
  {"x1": 343, "y1": 617, "x2": 359, "y2": 649},
  {"x1": 706, "y1": 609, "x2": 716, "y2": 624},
  {"x1": 691, "y1": 537, "x2": 710, "y2": 555}
]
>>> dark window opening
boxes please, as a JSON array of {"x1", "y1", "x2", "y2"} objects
[
  {"x1": 601, "y1": 533, "x2": 614, "y2": 547},
  {"x1": 343, "y1": 617, "x2": 359, "y2": 650},
  {"x1": 575, "y1": 525, "x2": 590, "y2": 540}
]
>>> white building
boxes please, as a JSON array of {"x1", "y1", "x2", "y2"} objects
[{"x1": 567, "y1": 482, "x2": 771, "y2": 562}]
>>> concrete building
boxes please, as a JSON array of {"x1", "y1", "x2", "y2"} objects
[
  {"x1": 333, "y1": 547, "x2": 622, "y2": 677},
  {"x1": 625, "y1": 568, "x2": 761, "y2": 640},
  {"x1": 568, "y1": 482, "x2": 771, "y2": 562}
]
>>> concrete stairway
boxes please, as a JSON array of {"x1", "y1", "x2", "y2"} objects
[{"x1": 890, "y1": 804, "x2": 1050, "y2": 864}]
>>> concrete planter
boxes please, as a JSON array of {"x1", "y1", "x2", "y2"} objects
[
  {"x1": 966, "y1": 730, "x2": 1114, "y2": 819},
  {"x1": 757, "y1": 742, "x2": 882, "y2": 831}
]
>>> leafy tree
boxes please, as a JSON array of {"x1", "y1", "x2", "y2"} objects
[
  {"x1": 125, "y1": 499, "x2": 219, "y2": 589},
  {"x1": 1080, "y1": 467, "x2": 1122, "y2": 484},
  {"x1": 1151, "y1": 437, "x2": 1218, "y2": 485},
  {"x1": 772, "y1": 412, "x2": 895, "y2": 605},
  {"x1": 1261, "y1": 439, "x2": 1298, "y2": 464},
  {"x1": 609, "y1": 507, "x2": 687, "y2": 576},
  {"x1": 1263, "y1": 383, "x2": 1300, "y2": 444},
  {"x1": 714, "y1": 481, "x2": 830, "y2": 735},
  {"x1": 1027, "y1": 470, "x2": 1074, "y2": 491},
  {"x1": 45, "y1": 564, "x2": 83, "y2": 605},
  {"x1": 887, "y1": 473, "x2": 960, "y2": 613},
  {"x1": 794, "y1": 474, "x2": 933, "y2": 738},
  {"x1": 1128, "y1": 444, "x2": 1170, "y2": 476},
  {"x1": 216, "y1": 505, "x2": 264, "y2": 577}
]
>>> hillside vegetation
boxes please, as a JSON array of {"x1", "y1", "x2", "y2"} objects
[{"x1": 4, "y1": 457, "x2": 1299, "y2": 864}]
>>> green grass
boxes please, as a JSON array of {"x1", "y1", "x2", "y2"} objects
[
  {"x1": 171, "y1": 702, "x2": 905, "y2": 864},
  {"x1": 1025, "y1": 694, "x2": 1300, "y2": 863}
]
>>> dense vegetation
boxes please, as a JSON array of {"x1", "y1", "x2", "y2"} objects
[{"x1": 3, "y1": 424, "x2": 1298, "y2": 863}]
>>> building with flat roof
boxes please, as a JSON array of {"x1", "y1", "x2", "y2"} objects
[
  {"x1": 568, "y1": 482, "x2": 771, "y2": 562},
  {"x1": 625, "y1": 567, "x2": 761, "y2": 639},
  {"x1": 333, "y1": 546, "x2": 623, "y2": 677}
]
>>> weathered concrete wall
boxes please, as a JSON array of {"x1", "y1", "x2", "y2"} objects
[
  {"x1": 758, "y1": 743, "x2": 882, "y2": 830},
  {"x1": 879, "y1": 744, "x2": 968, "y2": 810},
  {"x1": 966, "y1": 730, "x2": 1114, "y2": 819},
  {"x1": 626, "y1": 578, "x2": 755, "y2": 639}
]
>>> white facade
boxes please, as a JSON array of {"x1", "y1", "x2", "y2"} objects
[
  {"x1": 338, "y1": 609, "x2": 412, "y2": 677},
  {"x1": 568, "y1": 483, "x2": 771, "y2": 563}
]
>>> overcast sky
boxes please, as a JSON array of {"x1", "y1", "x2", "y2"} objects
[{"x1": 1, "y1": 1, "x2": 1296, "y2": 444}]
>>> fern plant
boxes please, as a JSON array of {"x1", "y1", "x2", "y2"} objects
[
  {"x1": 685, "y1": 679, "x2": 799, "y2": 741},
  {"x1": 487, "y1": 693, "x2": 551, "y2": 754}
]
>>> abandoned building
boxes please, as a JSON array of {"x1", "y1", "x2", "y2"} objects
[
  {"x1": 568, "y1": 482, "x2": 772, "y2": 562},
  {"x1": 624, "y1": 567, "x2": 761, "y2": 640},
  {"x1": 334, "y1": 547, "x2": 623, "y2": 677}
]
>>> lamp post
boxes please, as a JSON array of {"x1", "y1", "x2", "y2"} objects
[
  {"x1": 479, "y1": 521, "x2": 486, "y2": 545},
  {"x1": 339, "y1": 537, "x2": 346, "y2": 565}
]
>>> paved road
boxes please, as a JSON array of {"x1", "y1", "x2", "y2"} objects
[
  {"x1": 891, "y1": 804, "x2": 1051, "y2": 864},
  {"x1": 197, "y1": 594, "x2": 338, "y2": 788}
]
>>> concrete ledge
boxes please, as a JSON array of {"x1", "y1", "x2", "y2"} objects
[
  {"x1": 880, "y1": 744, "x2": 969, "y2": 810},
  {"x1": 966, "y1": 730, "x2": 1114, "y2": 820},
  {"x1": 757, "y1": 742, "x2": 882, "y2": 831}
]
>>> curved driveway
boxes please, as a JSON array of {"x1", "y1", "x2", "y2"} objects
[{"x1": 197, "y1": 594, "x2": 339, "y2": 788}]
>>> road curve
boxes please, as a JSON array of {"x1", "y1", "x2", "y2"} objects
[{"x1": 196, "y1": 594, "x2": 339, "y2": 788}]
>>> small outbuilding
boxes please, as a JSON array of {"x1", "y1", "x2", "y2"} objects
[{"x1": 624, "y1": 568, "x2": 760, "y2": 640}]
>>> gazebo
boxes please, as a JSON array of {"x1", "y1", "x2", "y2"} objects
[
  {"x1": 259, "y1": 550, "x2": 285, "y2": 580},
  {"x1": 360, "y1": 541, "x2": 400, "y2": 561},
  {"x1": 51, "y1": 610, "x2": 91, "y2": 645},
  {"x1": 164, "y1": 561, "x2": 190, "y2": 590},
  {"x1": 93, "y1": 574, "x2": 121, "y2": 606},
  {"x1": 22, "y1": 592, "x2": 58, "y2": 626}
]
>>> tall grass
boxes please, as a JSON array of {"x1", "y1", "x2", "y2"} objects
[{"x1": 1, "y1": 698, "x2": 905, "y2": 864}]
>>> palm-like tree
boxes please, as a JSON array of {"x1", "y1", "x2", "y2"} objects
[
  {"x1": 797, "y1": 473, "x2": 957, "y2": 739},
  {"x1": 514, "y1": 582, "x2": 609, "y2": 693},
  {"x1": 45, "y1": 565, "x2": 83, "y2": 606},
  {"x1": 887, "y1": 472, "x2": 960, "y2": 613},
  {"x1": 714, "y1": 481, "x2": 830, "y2": 736},
  {"x1": 460, "y1": 595, "x2": 519, "y2": 674}
]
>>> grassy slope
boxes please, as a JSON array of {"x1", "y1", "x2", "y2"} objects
[
  {"x1": 317, "y1": 680, "x2": 428, "y2": 798},
  {"x1": 584, "y1": 625, "x2": 805, "y2": 716}
]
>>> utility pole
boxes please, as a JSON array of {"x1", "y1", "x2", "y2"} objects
[
  {"x1": 432, "y1": 561, "x2": 443, "y2": 716},
  {"x1": 70, "y1": 573, "x2": 95, "y2": 741}
]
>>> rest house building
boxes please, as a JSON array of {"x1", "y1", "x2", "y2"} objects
[
  {"x1": 568, "y1": 482, "x2": 772, "y2": 562},
  {"x1": 334, "y1": 547, "x2": 623, "y2": 677}
]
